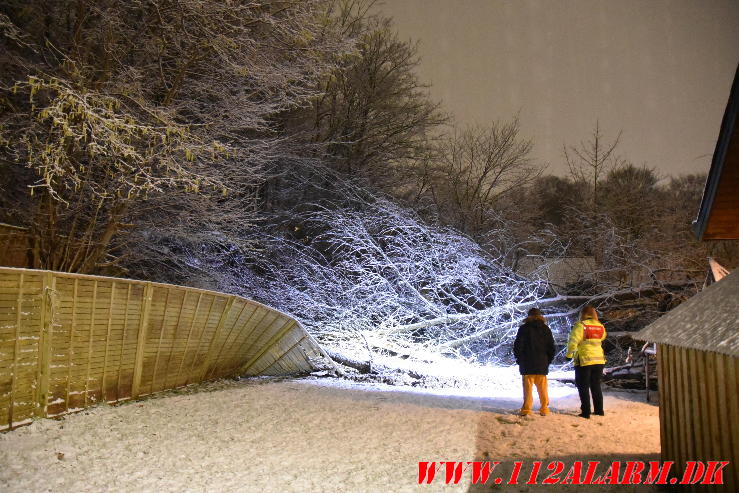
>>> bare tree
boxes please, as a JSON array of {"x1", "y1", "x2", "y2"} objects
[
  {"x1": 170, "y1": 161, "x2": 602, "y2": 368},
  {"x1": 564, "y1": 121, "x2": 624, "y2": 213},
  {"x1": 424, "y1": 119, "x2": 540, "y2": 237}
]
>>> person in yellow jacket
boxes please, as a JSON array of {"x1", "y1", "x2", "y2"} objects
[{"x1": 566, "y1": 305, "x2": 606, "y2": 418}]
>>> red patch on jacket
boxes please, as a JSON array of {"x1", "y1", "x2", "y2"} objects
[{"x1": 583, "y1": 324, "x2": 604, "y2": 340}]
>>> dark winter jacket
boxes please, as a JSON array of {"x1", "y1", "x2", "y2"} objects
[{"x1": 513, "y1": 318, "x2": 556, "y2": 375}]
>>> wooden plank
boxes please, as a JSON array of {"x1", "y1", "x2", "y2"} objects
[
  {"x1": 725, "y1": 353, "x2": 739, "y2": 489},
  {"x1": 282, "y1": 348, "x2": 304, "y2": 374},
  {"x1": 675, "y1": 347, "x2": 691, "y2": 472},
  {"x1": 713, "y1": 352, "x2": 732, "y2": 488},
  {"x1": 101, "y1": 282, "x2": 116, "y2": 402},
  {"x1": 199, "y1": 297, "x2": 235, "y2": 382},
  {"x1": 173, "y1": 292, "x2": 203, "y2": 387},
  {"x1": 258, "y1": 335, "x2": 307, "y2": 375},
  {"x1": 149, "y1": 287, "x2": 171, "y2": 394},
  {"x1": 667, "y1": 345, "x2": 679, "y2": 469},
  {"x1": 696, "y1": 351, "x2": 712, "y2": 464},
  {"x1": 707, "y1": 351, "x2": 722, "y2": 468},
  {"x1": 226, "y1": 308, "x2": 272, "y2": 372},
  {"x1": 83, "y1": 280, "x2": 98, "y2": 408},
  {"x1": 239, "y1": 320, "x2": 296, "y2": 375},
  {"x1": 116, "y1": 284, "x2": 132, "y2": 402},
  {"x1": 232, "y1": 309, "x2": 275, "y2": 366},
  {"x1": 35, "y1": 271, "x2": 55, "y2": 418},
  {"x1": 684, "y1": 347, "x2": 696, "y2": 474},
  {"x1": 207, "y1": 302, "x2": 253, "y2": 379},
  {"x1": 704, "y1": 352, "x2": 722, "y2": 467},
  {"x1": 657, "y1": 345, "x2": 668, "y2": 462},
  {"x1": 227, "y1": 307, "x2": 269, "y2": 364},
  {"x1": 162, "y1": 290, "x2": 189, "y2": 389},
  {"x1": 680, "y1": 347, "x2": 694, "y2": 465},
  {"x1": 675, "y1": 345, "x2": 687, "y2": 473},
  {"x1": 687, "y1": 347, "x2": 704, "y2": 464},
  {"x1": 131, "y1": 282, "x2": 153, "y2": 398},
  {"x1": 242, "y1": 309, "x2": 277, "y2": 353},
  {"x1": 295, "y1": 342, "x2": 314, "y2": 372},
  {"x1": 705, "y1": 353, "x2": 721, "y2": 493},
  {"x1": 186, "y1": 295, "x2": 217, "y2": 385},
  {"x1": 708, "y1": 352, "x2": 736, "y2": 491},
  {"x1": 8, "y1": 272, "x2": 23, "y2": 429}
]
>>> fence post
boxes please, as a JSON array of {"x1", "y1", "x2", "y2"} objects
[
  {"x1": 131, "y1": 282, "x2": 153, "y2": 398},
  {"x1": 35, "y1": 271, "x2": 55, "y2": 418},
  {"x1": 8, "y1": 272, "x2": 24, "y2": 428}
]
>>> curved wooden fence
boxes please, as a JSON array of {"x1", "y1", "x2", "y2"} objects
[{"x1": 0, "y1": 266, "x2": 331, "y2": 430}]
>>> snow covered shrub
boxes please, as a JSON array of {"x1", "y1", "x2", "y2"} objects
[{"x1": 216, "y1": 173, "x2": 560, "y2": 364}]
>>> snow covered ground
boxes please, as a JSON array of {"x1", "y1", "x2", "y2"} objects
[{"x1": 1, "y1": 369, "x2": 660, "y2": 492}]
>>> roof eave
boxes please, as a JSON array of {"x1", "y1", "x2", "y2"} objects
[{"x1": 693, "y1": 63, "x2": 739, "y2": 240}]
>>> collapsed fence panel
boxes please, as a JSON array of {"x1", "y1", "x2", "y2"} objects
[{"x1": 0, "y1": 267, "x2": 330, "y2": 431}]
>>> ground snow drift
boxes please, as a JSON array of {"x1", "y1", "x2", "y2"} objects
[{"x1": 0, "y1": 374, "x2": 660, "y2": 492}]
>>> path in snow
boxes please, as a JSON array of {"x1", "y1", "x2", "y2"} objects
[{"x1": 0, "y1": 372, "x2": 660, "y2": 492}]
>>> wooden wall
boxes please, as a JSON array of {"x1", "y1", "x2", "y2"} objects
[
  {"x1": 702, "y1": 88, "x2": 739, "y2": 240},
  {"x1": 657, "y1": 344, "x2": 738, "y2": 491},
  {"x1": 0, "y1": 267, "x2": 329, "y2": 431}
]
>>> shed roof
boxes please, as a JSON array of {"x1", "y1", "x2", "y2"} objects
[
  {"x1": 692, "y1": 63, "x2": 739, "y2": 240},
  {"x1": 634, "y1": 269, "x2": 738, "y2": 357}
]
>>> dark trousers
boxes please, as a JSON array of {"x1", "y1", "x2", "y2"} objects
[{"x1": 574, "y1": 364, "x2": 604, "y2": 416}]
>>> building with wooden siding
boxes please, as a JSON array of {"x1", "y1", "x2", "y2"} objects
[
  {"x1": 635, "y1": 272, "x2": 738, "y2": 490},
  {"x1": 636, "y1": 62, "x2": 739, "y2": 491}
]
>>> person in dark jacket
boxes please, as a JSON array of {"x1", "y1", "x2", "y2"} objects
[{"x1": 513, "y1": 308, "x2": 556, "y2": 416}]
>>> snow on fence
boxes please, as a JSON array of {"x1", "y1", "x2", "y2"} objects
[{"x1": 0, "y1": 266, "x2": 329, "y2": 431}]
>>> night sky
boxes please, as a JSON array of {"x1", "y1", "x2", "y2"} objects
[{"x1": 379, "y1": 0, "x2": 739, "y2": 176}]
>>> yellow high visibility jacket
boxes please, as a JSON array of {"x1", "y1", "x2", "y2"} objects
[{"x1": 566, "y1": 318, "x2": 606, "y2": 366}]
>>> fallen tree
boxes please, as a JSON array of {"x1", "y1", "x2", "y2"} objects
[{"x1": 131, "y1": 161, "x2": 702, "y2": 371}]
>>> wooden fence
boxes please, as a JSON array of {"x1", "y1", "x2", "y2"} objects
[
  {"x1": 0, "y1": 266, "x2": 330, "y2": 431},
  {"x1": 656, "y1": 344, "x2": 738, "y2": 491}
]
